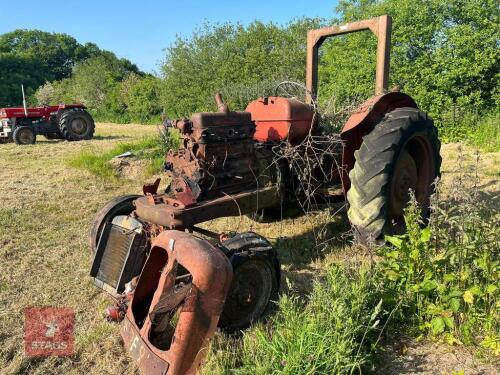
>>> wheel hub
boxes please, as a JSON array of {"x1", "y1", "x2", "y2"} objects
[
  {"x1": 390, "y1": 151, "x2": 417, "y2": 218},
  {"x1": 219, "y1": 259, "x2": 272, "y2": 329},
  {"x1": 237, "y1": 285, "x2": 255, "y2": 306},
  {"x1": 70, "y1": 118, "x2": 87, "y2": 135},
  {"x1": 19, "y1": 129, "x2": 34, "y2": 144}
]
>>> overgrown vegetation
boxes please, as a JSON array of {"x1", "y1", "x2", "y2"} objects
[
  {"x1": 380, "y1": 186, "x2": 499, "y2": 351},
  {"x1": 467, "y1": 112, "x2": 499, "y2": 153},
  {"x1": 204, "y1": 266, "x2": 384, "y2": 374},
  {"x1": 202, "y1": 156, "x2": 499, "y2": 373}
]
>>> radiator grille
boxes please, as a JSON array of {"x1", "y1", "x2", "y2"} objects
[
  {"x1": 91, "y1": 221, "x2": 147, "y2": 295},
  {"x1": 97, "y1": 225, "x2": 133, "y2": 289}
]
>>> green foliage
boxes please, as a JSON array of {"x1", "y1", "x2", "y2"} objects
[
  {"x1": 334, "y1": 0, "x2": 499, "y2": 121},
  {"x1": 467, "y1": 112, "x2": 500, "y2": 152},
  {"x1": 3, "y1": 0, "x2": 498, "y2": 136},
  {"x1": 0, "y1": 29, "x2": 82, "y2": 80},
  {"x1": 67, "y1": 131, "x2": 180, "y2": 180},
  {"x1": 0, "y1": 29, "x2": 140, "y2": 107},
  {"x1": 122, "y1": 74, "x2": 164, "y2": 124},
  {"x1": 0, "y1": 52, "x2": 44, "y2": 106},
  {"x1": 204, "y1": 266, "x2": 385, "y2": 374},
  {"x1": 379, "y1": 177, "x2": 499, "y2": 350},
  {"x1": 161, "y1": 19, "x2": 322, "y2": 117},
  {"x1": 204, "y1": 152, "x2": 499, "y2": 373},
  {"x1": 72, "y1": 56, "x2": 125, "y2": 108}
]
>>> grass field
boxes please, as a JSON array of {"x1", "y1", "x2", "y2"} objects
[{"x1": 0, "y1": 123, "x2": 498, "y2": 374}]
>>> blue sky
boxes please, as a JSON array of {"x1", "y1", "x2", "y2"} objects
[{"x1": 0, "y1": 0, "x2": 339, "y2": 73}]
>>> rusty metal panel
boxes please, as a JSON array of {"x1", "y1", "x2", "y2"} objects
[
  {"x1": 122, "y1": 230, "x2": 233, "y2": 375},
  {"x1": 339, "y1": 91, "x2": 418, "y2": 193}
]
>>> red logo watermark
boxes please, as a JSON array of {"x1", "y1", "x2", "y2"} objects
[{"x1": 24, "y1": 307, "x2": 75, "y2": 357}]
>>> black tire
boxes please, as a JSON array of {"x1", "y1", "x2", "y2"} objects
[
  {"x1": 89, "y1": 194, "x2": 142, "y2": 255},
  {"x1": 219, "y1": 232, "x2": 280, "y2": 331},
  {"x1": 13, "y1": 126, "x2": 36, "y2": 145},
  {"x1": 59, "y1": 108, "x2": 95, "y2": 141},
  {"x1": 347, "y1": 107, "x2": 441, "y2": 243}
]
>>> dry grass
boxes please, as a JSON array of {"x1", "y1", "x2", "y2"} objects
[{"x1": 0, "y1": 125, "x2": 498, "y2": 374}]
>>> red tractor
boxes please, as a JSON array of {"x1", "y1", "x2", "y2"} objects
[
  {"x1": 0, "y1": 104, "x2": 95, "y2": 144},
  {"x1": 89, "y1": 16, "x2": 440, "y2": 374}
]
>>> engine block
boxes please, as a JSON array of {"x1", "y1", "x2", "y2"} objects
[{"x1": 165, "y1": 104, "x2": 276, "y2": 203}]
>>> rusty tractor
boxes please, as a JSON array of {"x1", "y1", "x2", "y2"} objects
[{"x1": 89, "y1": 15, "x2": 441, "y2": 374}]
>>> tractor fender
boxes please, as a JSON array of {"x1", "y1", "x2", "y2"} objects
[
  {"x1": 221, "y1": 231, "x2": 281, "y2": 288},
  {"x1": 122, "y1": 230, "x2": 233, "y2": 375},
  {"x1": 340, "y1": 91, "x2": 418, "y2": 192}
]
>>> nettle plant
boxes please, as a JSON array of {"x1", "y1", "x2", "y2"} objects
[{"x1": 377, "y1": 154, "x2": 499, "y2": 354}]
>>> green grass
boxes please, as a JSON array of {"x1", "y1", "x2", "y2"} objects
[
  {"x1": 203, "y1": 265, "x2": 384, "y2": 375},
  {"x1": 467, "y1": 112, "x2": 499, "y2": 152},
  {"x1": 203, "y1": 159, "x2": 500, "y2": 373},
  {"x1": 67, "y1": 133, "x2": 179, "y2": 180},
  {"x1": 439, "y1": 110, "x2": 499, "y2": 152}
]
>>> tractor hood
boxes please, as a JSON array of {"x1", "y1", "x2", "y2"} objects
[{"x1": 0, "y1": 104, "x2": 86, "y2": 118}]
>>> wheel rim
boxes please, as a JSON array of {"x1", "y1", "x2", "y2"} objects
[
  {"x1": 70, "y1": 117, "x2": 88, "y2": 135},
  {"x1": 19, "y1": 129, "x2": 34, "y2": 144},
  {"x1": 389, "y1": 134, "x2": 435, "y2": 227},
  {"x1": 220, "y1": 260, "x2": 272, "y2": 328}
]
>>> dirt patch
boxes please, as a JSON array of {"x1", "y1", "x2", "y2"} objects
[
  {"x1": 109, "y1": 157, "x2": 149, "y2": 180},
  {"x1": 378, "y1": 335, "x2": 499, "y2": 375}
]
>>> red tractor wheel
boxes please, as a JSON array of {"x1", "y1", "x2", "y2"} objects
[{"x1": 347, "y1": 107, "x2": 441, "y2": 243}]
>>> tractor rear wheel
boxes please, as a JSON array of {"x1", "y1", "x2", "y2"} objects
[
  {"x1": 347, "y1": 107, "x2": 441, "y2": 243},
  {"x1": 59, "y1": 108, "x2": 95, "y2": 141},
  {"x1": 219, "y1": 232, "x2": 280, "y2": 331},
  {"x1": 89, "y1": 194, "x2": 142, "y2": 255},
  {"x1": 13, "y1": 126, "x2": 36, "y2": 145}
]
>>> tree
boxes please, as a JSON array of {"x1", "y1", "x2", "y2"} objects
[
  {"x1": 122, "y1": 74, "x2": 163, "y2": 123},
  {"x1": 160, "y1": 19, "x2": 323, "y2": 117},
  {"x1": 0, "y1": 53, "x2": 45, "y2": 106},
  {"x1": 0, "y1": 29, "x2": 142, "y2": 107},
  {"x1": 325, "y1": 0, "x2": 500, "y2": 120}
]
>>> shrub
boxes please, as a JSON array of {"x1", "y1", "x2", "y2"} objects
[
  {"x1": 204, "y1": 266, "x2": 385, "y2": 374},
  {"x1": 379, "y1": 171, "x2": 499, "y2": 351},
  {"x1": 467, "y1": 112, "x2": 500, "y2": 152}
]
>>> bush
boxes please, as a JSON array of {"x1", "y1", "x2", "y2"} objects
[
  {"x1": 204, "y1": 149, "x2": 499, "y2": 374},
  {"x1": 467, "y1": 112, "x2": 500, "y2": 152},
  {"x1": 379, "y1": 170, "x2": 499, "y2": 352},
  {"x1": 122, "y1": 75, "x2": 163, "y2": 124}
]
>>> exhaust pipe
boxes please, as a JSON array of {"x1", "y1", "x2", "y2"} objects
[
  {"x1": 21, "y1": 84, "x2": 28, "y2": 117},
  {"x1": 215, "y1": 93, "x2": 229, "y2": 113}
]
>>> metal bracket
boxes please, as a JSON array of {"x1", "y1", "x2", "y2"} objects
[{"x1": 306, "y1": 15, "x2": 392, "y2": 101}]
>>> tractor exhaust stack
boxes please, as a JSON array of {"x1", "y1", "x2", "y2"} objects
[{"x1": 21, "y1": 84, "x2": 28, "y2": 117}]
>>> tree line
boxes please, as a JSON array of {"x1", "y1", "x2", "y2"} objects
[{"x1": 1, "y1": 0, "x2": 497, "y2": 132}]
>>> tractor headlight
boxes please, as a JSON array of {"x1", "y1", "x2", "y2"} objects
[{"x1": 1, "y1": 119, "x2": 11, "y2": 127}]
